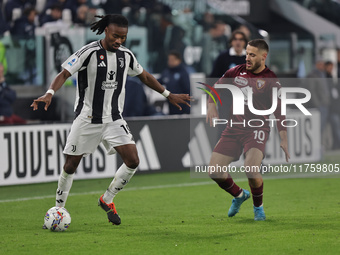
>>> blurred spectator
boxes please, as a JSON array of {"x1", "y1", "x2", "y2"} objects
[
  {"x1": 40, "y1": 3, "x2": 63, "y2": 26},
  {"x1": 123, "y1": 76, "x2": 160, "y2": 117},
  {"x1": 10, "y1": 7, "x2": 37, "y2": 84},
  {"x1": 74, "y1": 4, "x2": 96, "y2": 26},
  {"x1": 209, "y1": 30, "x2": 247, "y2": 140},
  {"x1": 201, "y1": 20, "x2": 229, "y2": 75},
  {"x1": 306, "y1": 58, "x2": 330, "y2": 135},
  {"x1": 4, "y1": 0, "x2": 35, "y2": 22},
  {"x1": 325, "y1": 61, "x2": 340, "y2": 149},
  {"x1": 146, "y1": 2, "x2": 172, "y2": 72},
  {"x1": 0, "y1": 41, "x2": 8, "y2": 75},
  {"x1": 210, "y1": 30, "x2": 247, "y2": 78},
  {"x1": 10, "y1": 6, "x2": 36, "y2": 37},
  {"x1": 102, "y1": 0, "x2": 130, "y2": 14},
  {"x1": 236, "y1": 24, "x2": 251, "y2": 40},
  {"x1": 0, "y1": 1, "x2": 10, "y2": 35},
  {"x1": 172, "y1": 8, "x2": 196, "y2": 47},
  {"x1": 0, "y1": 63, "x2": 26, "y2": 124},
  {"x1": 197, "y1": 11, "x2": 215, "y2": 32},
  {"x1": 158, "y1": 50, "x2": 190, "y2": 115}
]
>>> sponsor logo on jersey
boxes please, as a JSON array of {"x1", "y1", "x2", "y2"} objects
[
  {"x1": 101, "y1": 81, "x2": 118, "y2": 90},
  {"x1": 98, "y1": 61, "x2": 106, "y2": 67},
  {"x1": 107, "y1": 70, "x2": 115, "y2": 80},
  {"x1": 234, "y1": 76, "x2": 248, "y2": 86},
  {"x1": 240, "y1": 72, "x2": 247, "y2": 75}
]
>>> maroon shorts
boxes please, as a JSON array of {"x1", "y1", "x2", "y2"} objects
[{"x1": 213, "y1": 129, "x2": 269, "y2": 161}]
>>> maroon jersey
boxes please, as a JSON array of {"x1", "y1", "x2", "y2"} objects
[{"x1": 213, "y1": 64, "x2": 286, "y2": 134}]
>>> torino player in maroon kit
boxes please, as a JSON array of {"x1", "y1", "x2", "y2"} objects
[{"x1": 206, "y1": 39, "x2": 290, "y2": 221}]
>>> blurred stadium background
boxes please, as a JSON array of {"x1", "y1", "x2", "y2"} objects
[{"x1": 1, "y1": 0, "x2": 340, "y2": 184}]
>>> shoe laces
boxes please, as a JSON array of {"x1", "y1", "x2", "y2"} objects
[{"x1": 107, "y1": 202, "x2": 118, "y2": 214}]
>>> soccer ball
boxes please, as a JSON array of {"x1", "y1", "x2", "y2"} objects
[{"x1": 44, "y1": 206, "x2": 71, "y2": 231}]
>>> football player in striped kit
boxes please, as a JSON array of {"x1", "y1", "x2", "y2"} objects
[{"x1": 32, "y1": 14, "x2": 191, "y2": 226}]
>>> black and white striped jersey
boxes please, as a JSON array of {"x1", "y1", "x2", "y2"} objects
[{"x1": 61, "y1": 40, "x2": 143, "y2": 124}]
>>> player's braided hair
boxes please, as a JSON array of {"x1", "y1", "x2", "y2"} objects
[{"x1": 90, "y1": 14, "x2": 129, "y2": 35}]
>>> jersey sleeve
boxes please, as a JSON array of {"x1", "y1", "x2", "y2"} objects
[
  {"x1": 127, "y1": 52, "x2": 143, "y2": 77},
  {"x1": 61, "y1": 44, "x2": 94, "y2": 75},
  {"x1": 271, "y1": 79, "x2": 287, "y2": 132}
]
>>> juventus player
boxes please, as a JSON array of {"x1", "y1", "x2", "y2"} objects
[
  {"x1": 31, "y1": 14, "x2": 191, "y2": 226},
  {"x1": 206, "y1": 39, "x2": 290, "y2": 221}
]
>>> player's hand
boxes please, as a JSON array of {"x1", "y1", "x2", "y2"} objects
[
  {"x1": 167, "y1": 93, "x2": 192, "y2": 111},
  {"x1": 30, "y1": 93, "x2": 53, "y2": 111},
  {"x1": 280, "y1": 139, "x2": 290, "y2": 162},
  {"x1": 206, "y1": 103, "x2": 219, "y2": 127}
]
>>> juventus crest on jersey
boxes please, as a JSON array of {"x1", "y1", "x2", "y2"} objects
[{"x1": 62, "y1": 40, "x2": 143, "y2": 124}]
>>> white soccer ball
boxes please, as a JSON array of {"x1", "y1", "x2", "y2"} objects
[{"x1": 44, "y1": 206, "x2": 71, "y2": 232}]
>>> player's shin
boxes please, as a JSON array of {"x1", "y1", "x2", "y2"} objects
[
  {"x1": 103, "y1": 164, "x2": 137, "y2": 204},
  {"x1": 250, "y1": 182, "x2": 264, "y2": 207},
  {"x1": 212, "y1": 174, "x2": 243, "y2": 197},
  {"x1": 56, "y1": 170, "x2": 74, "y2": 207}
]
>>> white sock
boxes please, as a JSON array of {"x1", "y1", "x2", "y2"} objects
[
  {"x1": 55, "y1": 170, "x2": 74, "y2": 207},
  {"x1": 102, "y1": 164, "x2": 137, "y2": 204},
  {"x1": 236, "y1": 190, "x2": 244, "y2": 198}
]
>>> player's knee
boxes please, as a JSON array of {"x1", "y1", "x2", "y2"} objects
[
  {"x1": 63, "y1": 160, "x2": 79, "y2": 174},
  {"x1": 208, "y1": 170, "x2": 219, "y2": 180},
  {"x1": 125, "y1": 156, "x2": 139, "y2": 169}
]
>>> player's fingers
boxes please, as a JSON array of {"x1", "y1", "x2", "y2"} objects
[
  {"x1": 210, "y1": 116, "x2": 213, "y2": 127},
  {"x1": 281, "y1": 145, "x2": 290, "y2": 162},
  {"x1": 286, "y1": 150, "x2": 291, "y2": 162},
  {"x1": 184, "y1": 101, "x2": 191, "y2": 107},
  {"x1": 174, "y1": 103, "x2": 182, "y2": 111},
  {"x1": 31, "y1": 101, "x2": 40, "y2": 111},
  {"x1": 30, "y1": 101, "x2": 36, "y2": 110},
  {"x1": 44, "y1": 102, "x2": 50, "y2": 111}
]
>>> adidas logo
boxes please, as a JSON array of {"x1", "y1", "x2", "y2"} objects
[
  {"x1": 135, "y1": 125, "x2": 160, "y2": 171},
  {"x1": 182, "y1": 121, "x2": 212, "y2": 167},
  {"x1": 98, "y1": 61, "x2": 106, "y2": 67}
]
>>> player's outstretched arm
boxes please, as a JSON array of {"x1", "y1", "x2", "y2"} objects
[
  {"x1": 31, "y1": 69, "x2": 71, "y2": 111},
  {"x1": 206, "y1": 102, "x2": 219, "y2": 127},
  {"x1": 279, "y1": 130, "x2": 290, "y2": 162},
  {"x1": 138, "y1": 70, "x2": 192, "y2": 110}
]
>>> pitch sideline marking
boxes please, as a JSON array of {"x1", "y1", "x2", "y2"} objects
[
  {"x1": 0, "y1": 172, "x2": 335, "y2": 203},
  {"x1": 0, "y1": 180, "x2": 224, "y2": 203}
]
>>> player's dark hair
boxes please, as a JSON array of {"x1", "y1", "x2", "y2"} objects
[
  {"x1": 90, "y1": 14, "x2": 128, "y2": 35},
  {"x1": 248, "y1": 39, "x2": 269, "y2": 52}
]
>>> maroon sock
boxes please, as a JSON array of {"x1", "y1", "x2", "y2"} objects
[
  {"x1": 250, "y1": 183, "x2": 263, "y2": 207},
  {"x1": 213, "y1": 175, "x2": 242, "y2": 197}
]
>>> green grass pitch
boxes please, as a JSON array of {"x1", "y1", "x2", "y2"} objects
[{"x1": 0, "y1": 167, "x2": 339, "y2": 254}]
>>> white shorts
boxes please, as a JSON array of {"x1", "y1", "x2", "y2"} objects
[{"x1": 63, "y1": 117, "x2": 135, "y2": 156}]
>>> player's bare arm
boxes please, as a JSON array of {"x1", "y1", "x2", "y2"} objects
[
  {"x1": 31, "y1": 69, "x2": 71, "y2": 111},
  {"x1": 137, "y1": 69, "x2": 192, "y2": 110},
  {"x1": 206, "y1": 102, "x2": 219, "y2": 127},
  {"x1": 279, "y1": 130, "x2": 290, "y2": 162}
]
